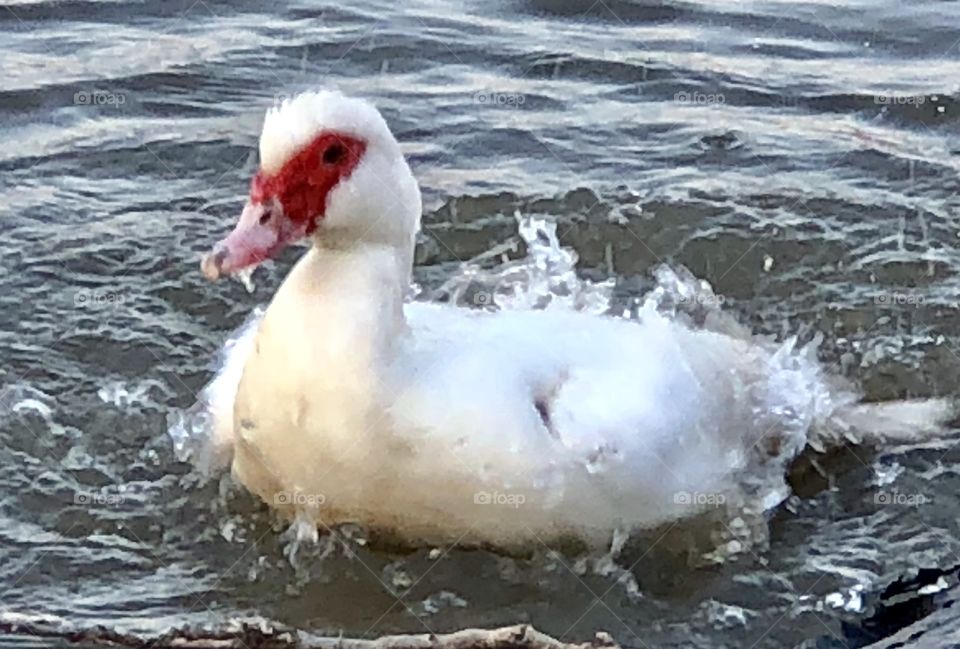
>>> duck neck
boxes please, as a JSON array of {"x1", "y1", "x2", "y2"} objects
[
  {"x1": 261, "y1": 233, "x2": 409, "y2": 384},
  {"x1": 311, "y1": 227, "x2": 415, "y2": 291},
  {"x1": 236, "y1": 235, "x2": 412, "y2": 490}
]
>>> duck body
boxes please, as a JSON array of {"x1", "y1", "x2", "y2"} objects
[{"x1": 225, "y1": 242, "x2": 828, "y2": 547}]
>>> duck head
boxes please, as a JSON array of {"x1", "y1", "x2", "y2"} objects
[{"x1": 202, "y1": 91, "x2": 421, "y2": 280}]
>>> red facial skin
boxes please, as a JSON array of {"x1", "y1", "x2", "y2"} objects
[{"x1": 201, "y1": 131, "x2": 366, "y2": 281}]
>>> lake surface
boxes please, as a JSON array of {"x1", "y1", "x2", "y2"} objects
[{"x1": 2, "y1": 0, "x2": 960, "y2": 647}]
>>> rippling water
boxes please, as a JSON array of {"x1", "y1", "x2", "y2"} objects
[{"x1": 3, "y1": 1, "x2": 960, "y2": 647}]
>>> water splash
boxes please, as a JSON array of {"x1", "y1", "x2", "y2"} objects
[
  {"x1": 167, "y1": 307, "x2": 264, "y2": 475},
  {"x1": 434, "y1": 211, "x2": 615, "y2": 313},
  {"x1": 234, "y1": 266, "x2": 258, "y2": 293},
  {"x1": 0, "y1": 383, "x2": 78, "y2": 439},
  {"x1": 641, "y1": 265, "x2": 750, "y2": 337},
  {"x1": 697, "y1": 599, "x2": 755, "y2": 630},
  {"x1": 418, "y1": 591, "x2": 468, "y2": 615},
  {"x1": 98, "y1": 379, "x2": 172, "y2": 410},
  {"x1": 1, "y1": 383, "x2": 56, "y2": 420}
]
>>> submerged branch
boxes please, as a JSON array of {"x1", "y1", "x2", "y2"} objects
[{"x1": 0, "y1": 615, "x2": 620, "y2": 649}]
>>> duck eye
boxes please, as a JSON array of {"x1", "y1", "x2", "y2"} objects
[{"x1": 323, "y1": 144, "x2": 346, "y2": 164}]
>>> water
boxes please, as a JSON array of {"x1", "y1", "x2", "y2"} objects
[{"x1": 2, "y1": 0, "x2": 960, "y2": 647}]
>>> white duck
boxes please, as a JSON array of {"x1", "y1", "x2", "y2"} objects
[{"x1": 198, "y1": 90, "x2": 952, "y2": 550}]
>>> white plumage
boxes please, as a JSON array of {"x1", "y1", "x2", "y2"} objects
[{"x1": 197, "y1": 91, "x2": 953, "y2": 550}]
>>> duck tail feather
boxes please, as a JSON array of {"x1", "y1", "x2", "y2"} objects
[{"x1": 826, "y1": 397, "x2": 957, "y2": 445}]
